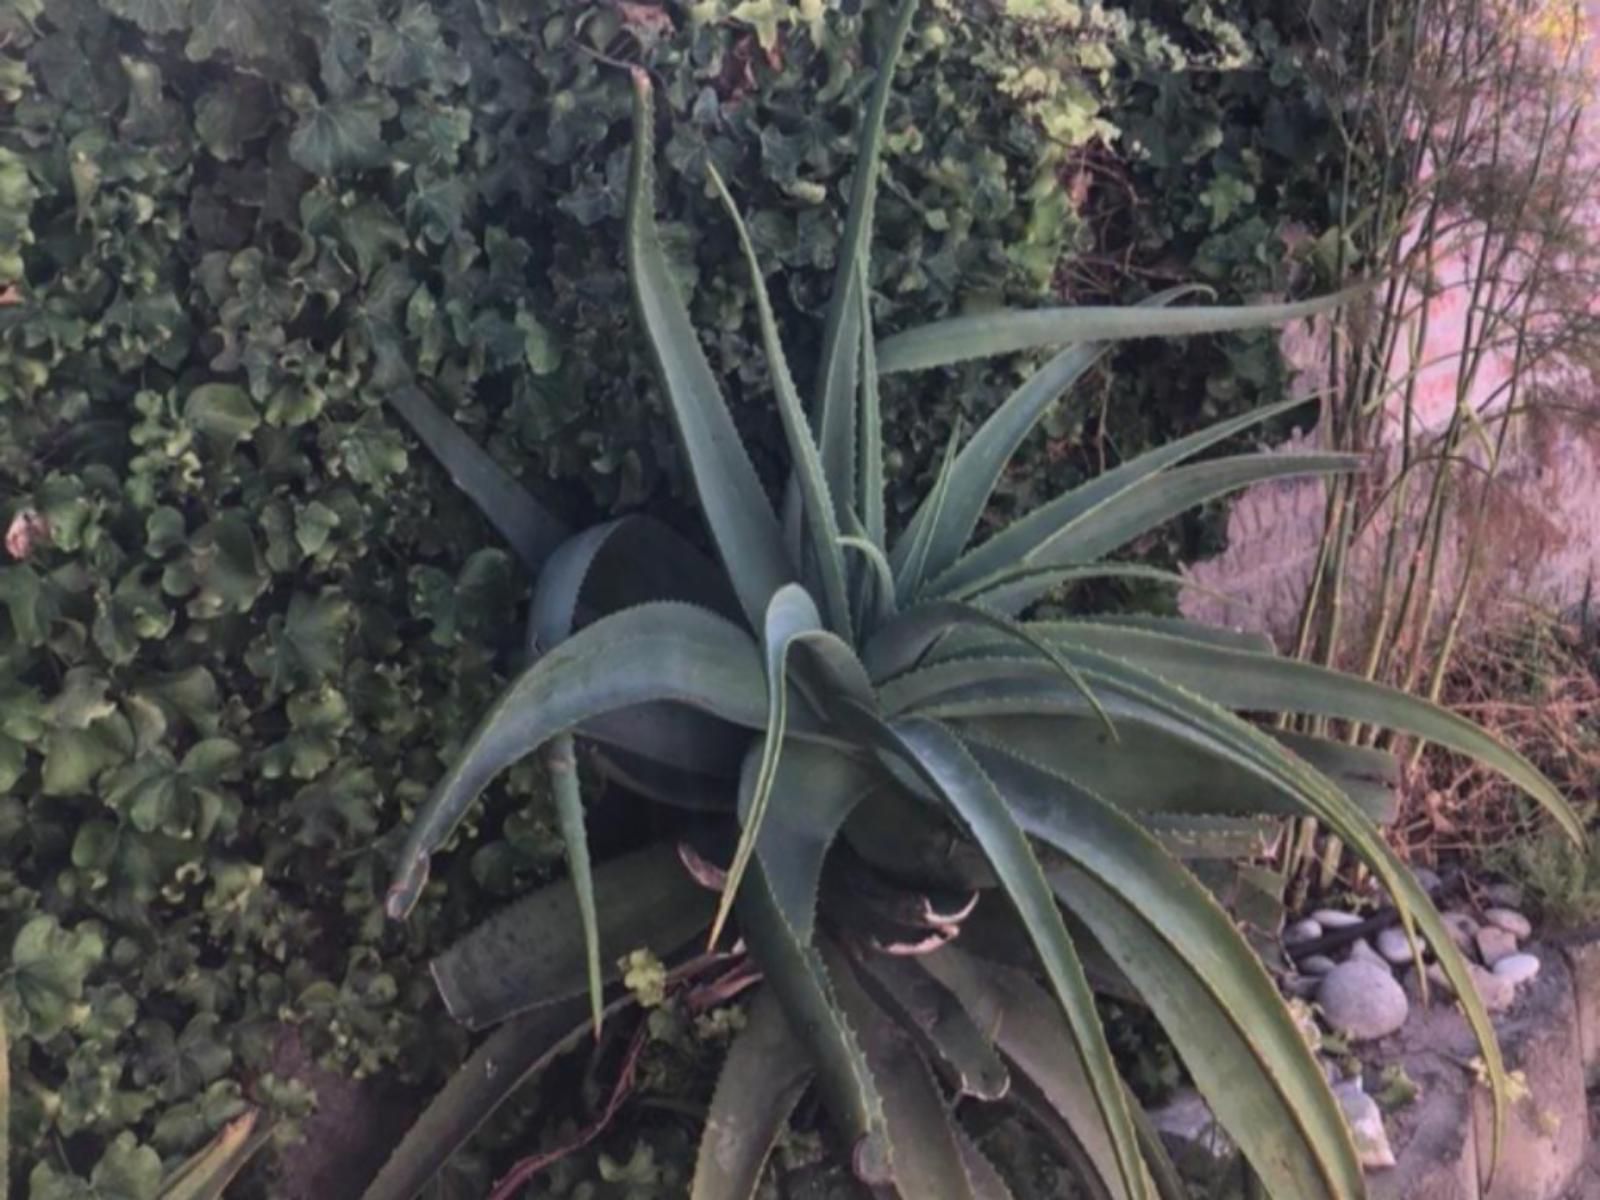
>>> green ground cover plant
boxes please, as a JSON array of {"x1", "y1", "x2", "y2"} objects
[{"x1": 0, "y1": 0, "x2": 1371, "y2": 1193}]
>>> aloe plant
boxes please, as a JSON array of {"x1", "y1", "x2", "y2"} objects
[{"x1": 372, "y1": 4, "x2": 1582, "y2": 1196}]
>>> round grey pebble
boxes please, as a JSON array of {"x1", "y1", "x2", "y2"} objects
[
  {"x1": 1299, "y1": 954, "x2": 1338, "y2": 976},
  {"x1": 1484, "y1": 907, "x2": 1532, "y2": 939},
  {"x1": 1411, "y1": 866, "x2": 1442, "y2": 895},
  {"x1": 1476, "y1": 925, "x2": 1519, "y2": 966},
  {"x1": 1375, "y1": 926, "x2": 1418, "y2": 965},
  {"x1": 1317, "y1": 961, "x2": 1409, "y2": 1041},
  {"x1": 1312, "y1": 908, "x2": 1365, "y2": 929},
  {"x1": 1347, "y1": 938, "x2": 1391, "y2": 973},
  {"x1": 1492, "y1": 953, "x2": 1540, "y2": 985},
  {"x1": 1285, "y1": 917, "x2": 1324, "y2": 944}
]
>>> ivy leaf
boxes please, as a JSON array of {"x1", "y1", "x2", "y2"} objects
[
  {"x1": 42, "y1": 717, "x2": 133, "y2": 797},
  {"x1": 192, "y1": 80, "x2": 275, "y2": 161},
  {"x1": 134, "y1": 1014, "x2": 234, "y2": 1102},
  {"x1": 186, "y1": 515, "x2": 268, "y2": 617},
  {"x1": 0, "y1": 566, "x2": 53, "y2": 649},
  {"x1": 289, "y1": 92, "x2": 396, "y2": 176},
  {"x1": 183, "y1": 383, "x2": 260, "y2": 450},
  {"x1": 248, "y1": 590, "x2": 353, "y2": 694},
  {"x1": 28, "y1": 1132, "x2": 162, "y2": 1200},
  {"x1": 368, "y1": 2, "x2": 469, "y2": 90},
  {"x1": 337, "y1": 418, "x2": 409, "y2": 488},
  {"x1": 8, "y1": 915, "x2": 104, "y2": 1039},
  {"x1": 102, "y1": 0, "x2": 190, "y2": 35}
]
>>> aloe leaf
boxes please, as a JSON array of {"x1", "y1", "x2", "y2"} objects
[
  {"x1": 531, "y1": 516, "x2": 741, "y2": 648},
  {"x1": 712, "y1": 586, "x2": 822, "y2": 948},
  {"x1": 738, "y1": 860, "x2": 892, "y2": 1185},
  {"x1": 1037, "y1": 620, "x2": 1581, "y2": 844},
  {"x1": 158, "y1": 1110, "x2": 270, "y2": 1200},
  {"x1": 949, "y1": 563, "x2": 1210, "y2": 607},
  {"x1": 876, "y1": 289, "x2": 1360, "y2": 375},
  {"x1": 942, "y1": 708, "x2": 1398, "y2": 825},
  {"x1": 929, "y1": 396, "x2": 1311, "y2": 599},
  {"x1": 975, "y1": 453, "x2": 1362, "y2": 617},
  {"x1": 889, "y1": 286, "x2": 1206, "y2": 589},
  {"x1": 386, "y1": 385, "x2": 570, "y2": 573},
  {"x1": 954, "y1": 1127, "x2": 1019, "y2": 1200},
  {"x1": 708, "y1": 168, "x2": 852, "y2": 637},
  {"x1": 360, "y1": 995, "x2": 598, "y2": 1200},
  {"x1": 430, "y1": 842, "x2": 714, "y2": 1030},
  {"x1": 967, "y1": 742, "x2": 1365, "y2": 1199},
  {"x1": 826, "y1": 942, "x2": 977, "y2": 1200},
  {"x1": 865, "y1": 716, "x2": 1149, "y2": 1200},
  {"x1": 725, "y1": 743, "x2": 894, "y2": 1182},
  {"x1": 920, "y1": 946, "x2": 1150, "y2": 1200},
  {"x1": 850, "y1": 951, "x2": 1010, "y2": 1101},
  {"x1": 813, "y1": 0, "x2": 920, "y2": 514},
  {"x1": 840, "y1": 533, "x2": 897, "y2": 631},
  {"x1": 857, "y1": 255, "x2": 886, "y2": 552},
  {"x1": 893, "y1": 421, "x2": 962, "y2": 601},
  {"x1": 863, "y1": 602, "x2": 1114, "y2": 741},
  {"x1": 544, "y1": 735, "x2": 602, "y2": 1034},
  {"x1": 742, "y1": 741, "x2": 883, "y2": 947},
  {"x1": 1075, "y1": 614, "x2": 1274, "y2": 654},
  {"x1": 985, "y1": 641, "x2": 1515, "y2": 1160},
  {"x1": 387, "y1": 601, "x2": 765, "y2": 920},
  {"x1": 626, "y1": 70, "x2": 793, "y2": 628},
  {"x1": 692, "y1": 988, "x2": 814, "y2": 1200}
]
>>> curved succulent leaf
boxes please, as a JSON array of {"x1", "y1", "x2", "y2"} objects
[
  {"x1": 864, "y1": 716, "x2": 1149, "y2": 1200},
  {"x1": 850, "y1": 951, "x2": 1010, "y2": 1101},
  {"x1": 922, "y1": 641, "x2": 1516, "y2": 1159},
  {"x1": 541, "y1": 733, "x2": 601, "y2": 1033},
  {"x1": 813, "y1": 0, "x2": 920, "y2": 513},
  {"x1": 740, "y1": 740, "x2": 883, "y2": 947},
  {"x1": 714, "y1": 587, "x2": 825, "y2": 948},
  {"x1": 948, "y1": 563, "x2": 1210, "y2": 607},
  {"x1": 944, "y1": 709, "x2": 1398, "y2": 826},
  {"x1": 709, "y1": 169, "x2": 852, "y2": 637},
  {"x1": 386, "y1": 385, "x2": 570, "y2": 573},
  {"x1": 531, "y1": 516, "x2": 741, "y2": 648},
  {"x1": 826, "y1": 942, "x2": 978, "y2": 1200},
  {"x1": 738, "y1": 861, "x2": 892, "y2": 1185},
  {"x1": 953, "y1": 1127, "x2": 1019, "y2": 1200},
  {"x1": 1074, "y1": 614, "x2": 1274, "y2": 653},
  {"x1": 967, "y1": 741, "x2": 1365, "y2": 1199},
  {"x1": 894, "y1": 421, "x2": 962, "y2": 601},
  {"x1": 863, "y1": 602, "x2": 1112, "y2": 739},
  {"x1": 888, "y1": 286, "x2": 1206, "y2": 589},
  {"x1": 970, "y1": 453, "x2": 1363, "y2": 617},
  {"x1": 876, "y1": 289, "x2": 1360, "y2": 375},
  {"x1": 430, "y1": 842, "x2": 713, "y2": 1030},
  {"x1": 857, "y1": 256, "x2": 886, "y2": 553},
  {"x1": 928, "y1": 396, "x2": 1311, "y2": 599},
  {"x1": 1033, "y1": 620, "x2": 1582, "y2": 846},
  {"x1": 360, "y1": 995, "x2": 598, "y2": 1200},
  {"x1": 387, "y1": 601, "x2": 765, "y2": 920},
  {"x1": 157, "y1": 1110, "x2": 269, "y2": 1200},
  {"x1": 692, "y1": 987, "x2": 814, "y2": 1200},
  {"x1": 920, "y1": 946, "x2": 1152, "y2": 1200},
  {"x1": 626, "y1": 71, "x2": 793, "y2": 629}
]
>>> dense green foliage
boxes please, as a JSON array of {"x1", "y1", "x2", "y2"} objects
[{"x1": 1, "y1": 0, "x2": 1348, "y2": 1193}]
